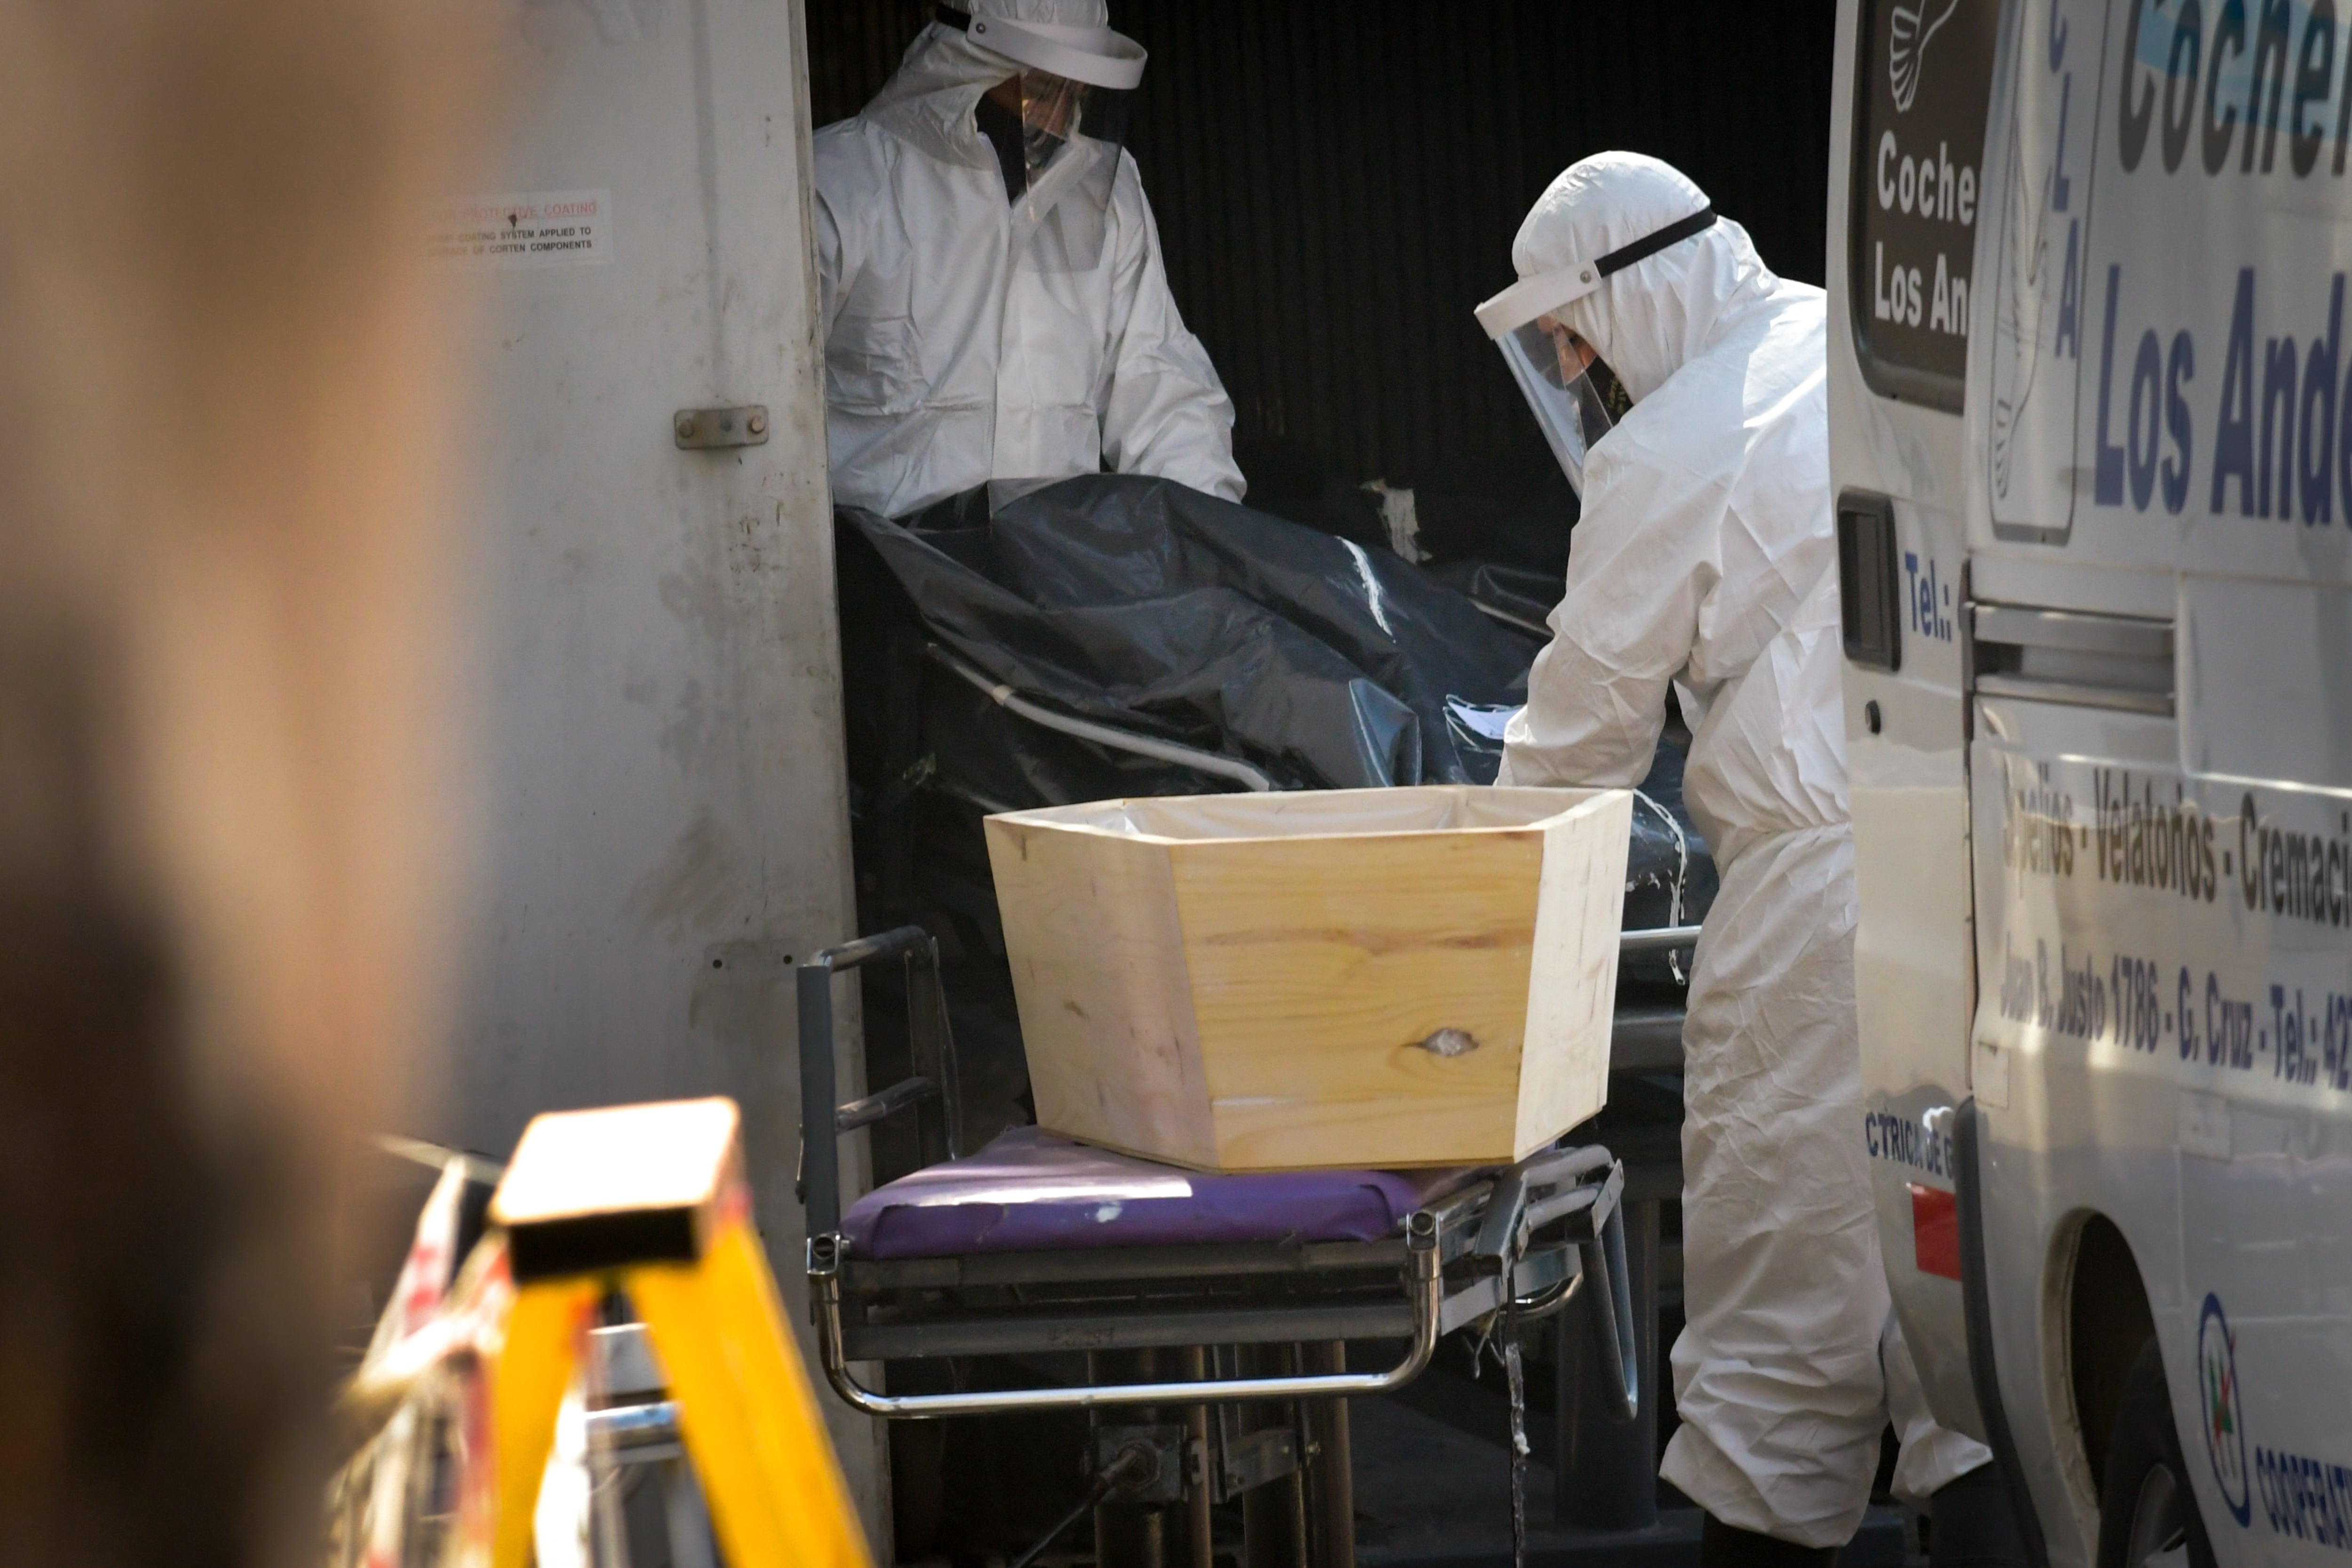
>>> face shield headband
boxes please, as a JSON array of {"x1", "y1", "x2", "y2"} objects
[
  {"x1": 1473, "y1": 204, "x2": 1715, "y2": 495},
  {"x1": 936, "y1": 5, "x2": 1145, "y2": 270}
]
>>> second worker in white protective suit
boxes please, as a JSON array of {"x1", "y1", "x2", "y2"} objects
[
  {"x1": 813, "y1": 0, "x2": 1244, "y2": 520},
  {"x1": 1478, "y1": 153, "x2": 2023, "y2": 1568}
]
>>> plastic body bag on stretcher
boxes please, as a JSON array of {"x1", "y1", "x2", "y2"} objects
[{"x1": 833, "y1": 473, "x2": 1715, "y2": 985}]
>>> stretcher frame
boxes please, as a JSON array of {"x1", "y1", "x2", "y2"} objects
[
  {"x1": 799, "y1": 926, "x2": 1653, "y2": 1417},
  {"x1": 790, "y1": 925, "x2": 1689, "y2": 1568}
]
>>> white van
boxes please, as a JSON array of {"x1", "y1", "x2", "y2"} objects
[{"x1": 1834, "y1": 0, "x2": 2352, "y2": 1565}]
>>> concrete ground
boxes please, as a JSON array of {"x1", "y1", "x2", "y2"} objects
[{"x1": 1349, "y1": 1361, "x2": 1910, "y2": 1568}]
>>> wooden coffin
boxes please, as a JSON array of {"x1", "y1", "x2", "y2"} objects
[{"x1": 983, "y1": 786, "x2": 1633, "y2": 1172}]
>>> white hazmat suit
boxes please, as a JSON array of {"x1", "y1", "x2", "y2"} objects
[
  {"x1": 813, "y1": 0, "x2": 1244, "y2": 519},
  {"x1": 1490, "y1": 153, "x2": 1990, "y2": 1550}
]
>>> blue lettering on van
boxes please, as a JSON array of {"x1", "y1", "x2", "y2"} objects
[
  {"x1": 2089, "y1": 264, "x2": 2199, "y2": 516},
  {"x1": 2207, "y1": 971, "x2": 2259, "y2": 1069},
  {"x1": 2236, "y1": 791, "x2": 2352, "y2": 927},
  {"x1": 2087, "y1": 266, "x2": 2352, "y2": 524},
  {"x1": 2093, "y1": 769, "x2": 2220, "y2": 903},
  {"x1": 2256, "y1": 1446, "x2": 2352, "y2": 1553},
  {"x1": 2302, "y1": 273, "x2": 2342, "y2": 523},
  {"x1": 2166, "y1": 328, "x2": 2196, "y2": 511},
  {"x1": 2098, "y1": 264, "x2": 2130, "y2": 504},
  {"x1": 2215, "y1": 266, "x2": 2261, "y2": 513},
  {"x1": 2055, "y1": 66, "x2": 2076, "y2": 209},
  {"x1": 2055, "y1": 219, "x2": 2083, "y2": 360},
  {"x1": 1902, "y1": 551, "x2": 1954, "y2": 642},
  {"x1": 2258, "y1": 980, "x2": 2352, "y2": 1089},
  {"x1": 1864, "y1": 1109, "x2": 1951, "y2": 1178},
  {"x1": 2118, "y1": 0, "x2": 2352, "y2": 181},
  {"x1": 1982, "y1": 937, "x2": 2352, "y2": 1092}
]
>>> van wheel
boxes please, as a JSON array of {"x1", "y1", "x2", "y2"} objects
[{"x1": 2095, "y1": 1339, "x2": 2217, "y2": 1568}]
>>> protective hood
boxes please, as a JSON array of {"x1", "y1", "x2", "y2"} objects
[
  {"x1": 1506, "y1": 151, "x2": 1783, "y2": 404},
  {"x1": 859, "y1": 0, "x2": 1123, "y2": 173},
  {"x1": 1490, "y1": 160, "x2": 1978, "y2": 1542}
]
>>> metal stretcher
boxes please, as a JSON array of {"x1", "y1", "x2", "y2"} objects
[{"x1": 793, "y1": 922, "x2": 1695, "y2": 1568}]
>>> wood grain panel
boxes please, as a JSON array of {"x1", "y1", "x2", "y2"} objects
[
  {"x1": 986, "y1": 787, "x2": 1630, "y2": 1172},
  {"x1": 1516, "y1": 793, "x2": 1632, "y2": 1152},
  {"x1": 1174, "y1": 828, "x2": 1541, "y2": 1169},
  {"x1": 985, "y1": 815, "x2": 1217, "y2": 1168}
]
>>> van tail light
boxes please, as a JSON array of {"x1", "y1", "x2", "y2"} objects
[{"x1": 1909, "y1": 1182, "x2": 1962, "y2": 1280}]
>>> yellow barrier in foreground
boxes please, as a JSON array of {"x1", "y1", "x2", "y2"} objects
[{"x1": 485, "y1": 1097, "x2": 870, "y2": 1568}]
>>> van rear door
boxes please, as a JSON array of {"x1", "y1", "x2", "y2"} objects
[{"x1": 1833, "y1": 0, "x2": 2005, "y2": 1443}]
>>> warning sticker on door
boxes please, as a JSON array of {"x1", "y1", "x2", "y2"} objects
[{"x1": 427, "y1": 190, "x2": 612, "y2": 271}]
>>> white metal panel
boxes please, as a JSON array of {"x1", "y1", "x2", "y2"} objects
[
  {"x1": 1833, "y1": 0, "x2": 1993, "y2": 1442},
  {"x1": 437, "y1": 0, "x2": 884, "y2": 1540},
  {"x1": 1970, "y1": 694, "x2": 2186, "y2": 1562},
  {"x1": 1956, "y1": 0, "x2": 2352, "y2": 1560},
  {"x1": 2183, "y1": 575, "x2": 2352, "y2": 794},
  {"x1": 1977, "y1": 0, "x2": 2352, "y2": 589}
]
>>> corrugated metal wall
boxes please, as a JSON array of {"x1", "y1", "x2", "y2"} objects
[{"x1": 806, "y1": 1, "x2": 1836, "y2": 487}]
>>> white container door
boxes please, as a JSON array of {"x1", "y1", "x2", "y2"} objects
[{"x1": 436, "y1": 0, "x2": 882, "y2": 1537}]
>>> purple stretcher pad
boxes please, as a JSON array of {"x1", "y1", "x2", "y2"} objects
[{"x1": 841, "y1": 1126, "x2": 1480, "y2": 1261}]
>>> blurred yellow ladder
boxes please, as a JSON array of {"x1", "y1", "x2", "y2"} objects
[{"x1": 485, "y1": 1097, "x2": 869, "y2": 1568}]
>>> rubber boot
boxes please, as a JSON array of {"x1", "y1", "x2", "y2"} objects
[
  {"x1": 1930, "y1": 1464, "x2": 2031, "y2": 1568},
  {"x1": 1699, "y1": 1515, "x2": 1836, "y2": 1568}
]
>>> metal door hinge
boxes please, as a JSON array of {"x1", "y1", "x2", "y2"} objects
[{"x1": 673, "y1": 405, "x2": 768, "y2": 448}]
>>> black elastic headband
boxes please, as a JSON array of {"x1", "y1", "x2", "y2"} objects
[
  {"x1": 933, "y1": 3, "x2": 974, "y2": 29},
  {"x1": 1596, "y1": 206, "x2": 1716, "y2": 279}
]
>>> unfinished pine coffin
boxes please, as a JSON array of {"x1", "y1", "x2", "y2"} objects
[{"x1": 983, "y1": 786, "x2": 1634, "y2": 1172}]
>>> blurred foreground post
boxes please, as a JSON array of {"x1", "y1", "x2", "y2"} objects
[{"x1": 0, "y1": 2, "x2": 478, "y2": 1564}]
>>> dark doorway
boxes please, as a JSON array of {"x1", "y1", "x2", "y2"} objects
[{"x1": 805, "y1": 1, "x2": 1837, "y2": 499}]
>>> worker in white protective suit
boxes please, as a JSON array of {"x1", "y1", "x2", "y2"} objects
[
  {"x1": 812, "y1": 0, "x2": 1244, "y2": 519},
  {"x1": 1478, "y1": 153, "x2": 2024, "y2": 1568}
]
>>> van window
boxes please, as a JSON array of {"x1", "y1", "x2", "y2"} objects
[{"x1": 1851, "y1": 0, "x2": 2002, "y2": 410}]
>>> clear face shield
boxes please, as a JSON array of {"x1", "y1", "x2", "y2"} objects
[
  {"x1": 944, "y1": 6, "x2": 1146, "y2": 270},
  {"x1": 1472, "y1": 201, "x2": 1717, "y2": 497},
  {"x1": 1000, "y1": 67, "x2": 1132, "y2": 265},
  {"x1": 1495, "y1": 317, "x2": 1618, "y2": 498}
]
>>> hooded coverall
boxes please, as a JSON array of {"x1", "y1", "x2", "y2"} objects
[
  {"x1": 812, "y1": 0, "x2": 1243, "y2": 519},
  {"x1": 1495, "y1": 151, "x2": 1990, "y2": 1550}
]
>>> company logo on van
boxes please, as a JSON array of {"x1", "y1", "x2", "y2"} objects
[
  {"x1": 2201, "y1": 1294, "x2": 2254, "y2": 1527},
  {"x1": 1888, "y1": 0, "x2": 1960, "y2": 112}
]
